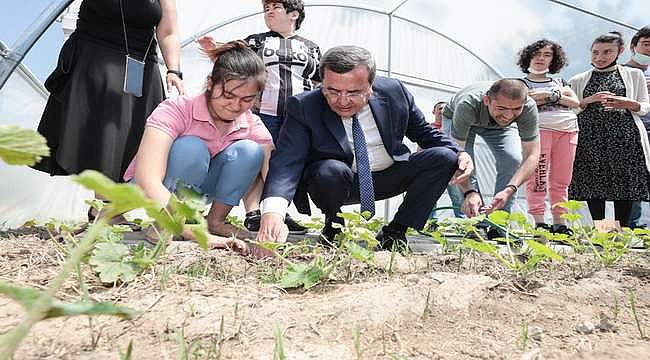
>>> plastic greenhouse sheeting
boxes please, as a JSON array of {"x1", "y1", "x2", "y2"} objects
[{"x1": 1, "y1": 0, "x2": 648, "y2": 228}]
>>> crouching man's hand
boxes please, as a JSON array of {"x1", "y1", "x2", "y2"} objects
[{"x1": 252, "y1": 212, "x2": 289, "y2": 258}]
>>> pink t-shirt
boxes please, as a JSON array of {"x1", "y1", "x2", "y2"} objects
[{"x1": 123, "y1": 93, "x2": 272, "y2": 181}]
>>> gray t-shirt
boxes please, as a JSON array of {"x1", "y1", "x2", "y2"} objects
[{"x1": 443, "y1": 82, "x2": 539, "y2": 141}]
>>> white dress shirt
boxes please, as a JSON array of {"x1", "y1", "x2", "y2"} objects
[{"x1": 261, "y1": 104, "x2": 394, "y2": 217}]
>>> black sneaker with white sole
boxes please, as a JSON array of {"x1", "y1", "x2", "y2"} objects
[
  {"x1": 244, "y1": 210, "x2": 307, "y2": 235},
  {"x1": 284, "y1": 213, "x2": 308, "y2": 234}
]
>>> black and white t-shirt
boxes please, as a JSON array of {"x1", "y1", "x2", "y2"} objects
[{"x1": 245, "y1": 31, "x2": 321, "y2": 117}]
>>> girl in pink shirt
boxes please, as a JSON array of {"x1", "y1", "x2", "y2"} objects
[{"x1": 126, "y1": 41, "x2": 273, "y2": 253}]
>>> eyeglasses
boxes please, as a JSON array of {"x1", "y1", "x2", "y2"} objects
[{"x1": 322, "y1": 87, "x2": 369, "y2": 102}]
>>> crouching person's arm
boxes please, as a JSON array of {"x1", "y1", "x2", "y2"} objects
[{"x1": 134, "y1": 127, "x2": 249, "y2": 255}]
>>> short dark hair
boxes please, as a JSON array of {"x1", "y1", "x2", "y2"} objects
[
  {"x1": 517, "y1": 39, "x2": 568, "y2": 74},
  {"x1": 433, "y1": 101, "x2": 447, "y2": 110},
  {"x1": 487, "y1": 79, "x2": 528, "y2": 101},
  {"x1": 208, "y1": 40, "x2": 267, "y2": 94},
  {"x1": 263, "y1": 0, "x2": 306, "y2": 30},
  {"x1": 631, "y1": 26, "x2": 650, "y2": 48},
  {"x1": 319, "y1": 46, "x2": 376, "y2": 84},
  {"x1": 593, "y1": 31, "x2": 625, "y2": 48}
]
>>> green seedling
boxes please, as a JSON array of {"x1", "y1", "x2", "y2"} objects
[
  {"x1": 256, "y1": 211, "x2": 378, "y2": 290},
  {"x1": 461, "y1": 211, "x2": 564, "y2": 281},
  {"x1": 273, "y1": 324, "x2": 286, "y2": 360}
]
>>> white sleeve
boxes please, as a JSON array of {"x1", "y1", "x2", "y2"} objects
[{"x1": 260, "y1": 197, "x2": 289, "y2": 218}]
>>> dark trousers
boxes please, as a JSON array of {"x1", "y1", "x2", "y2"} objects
[
  {"x1": 303, "y1": 147, "x2": 458, "y2": 230},
  {"x1": 587, "y1": 199, "x2": 633, "y2": 227}
]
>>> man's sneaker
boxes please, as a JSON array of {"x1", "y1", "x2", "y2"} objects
[
  {"x1": 285, "y1": 214, "x2": 308, "y2": 234},
  {"x1": 320, "y1": 223, "x2": 341, "y2": 248},
  {"x1": 535, "y1": 223, "x2": 552, "y2": 231},
  {"x1": 376, "y1": 225, "x2": 408, "y2": 253},
  {"x1": 486, "y1": 226, "x2": 521, "y2": 246},
  {"x1": 244, "y1": 210, "x2": 261, "y2": 232},
  {"x1": 551, "y1": 224, "x2": 573, "y2": 236}
]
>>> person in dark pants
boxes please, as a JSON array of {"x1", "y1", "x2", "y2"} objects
[{"x1": 254, "y1": 46, "x2": 477, "y2": 252}]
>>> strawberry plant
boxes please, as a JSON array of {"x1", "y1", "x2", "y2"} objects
[
  {"x1": 257, "y1": 211, "x2": 379, "y2": 290},
  {"x1": 460, "y1": 211, "x2": 564, "y2": 281}
]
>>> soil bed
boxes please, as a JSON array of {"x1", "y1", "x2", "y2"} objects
[{"x1": 1, "y1": 233, "x2": 649, "y2": 359}]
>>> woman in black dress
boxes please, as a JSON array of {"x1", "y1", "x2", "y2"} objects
[
  {"x1": 33, "y1": 0, "x2": 183, "y2": 214},
  {"x1": 569, "y1": 32, "x2": 650, "y2": 226}
]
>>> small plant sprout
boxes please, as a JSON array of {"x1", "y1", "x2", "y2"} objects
[
  {"x1": 421, "y1": 289, "x2": 432, "y2": 320},
  {"x1": 628, "y1": 290, "x2": 647, "y2": 340},
  {"x1": 353, "y1": 324, "x2": 363, "y2": 360},
  {"x1": 520, "y1": 320, "x2": 529, "y2": 350},
  {"x1": 273, "y1": 324, "x2": 287, "y2": 360}
]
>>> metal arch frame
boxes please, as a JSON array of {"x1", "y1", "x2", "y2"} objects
[{"x1": 179, "y1": 3, "x2": 505, "y2": 79}]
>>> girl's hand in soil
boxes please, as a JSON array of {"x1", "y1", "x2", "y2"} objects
[{"x1": 207, "y1": 234, "x2": 249, "y2": 256}]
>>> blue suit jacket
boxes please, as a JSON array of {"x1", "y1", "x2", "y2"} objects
[{"x1": 262, "y1": 76, "x2": 461, "y2": 214}]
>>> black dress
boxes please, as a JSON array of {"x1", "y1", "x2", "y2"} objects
[
  {"x1": 33, "y1": 0, "x2": 164, "y2": 182},
  {"x1": 569, "y1": 69, "x2": 650, "y2": 201}
]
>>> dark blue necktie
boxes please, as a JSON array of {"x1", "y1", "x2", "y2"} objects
[{"x1": 352, "y1": 114, "x2": 375, "y2": 217}]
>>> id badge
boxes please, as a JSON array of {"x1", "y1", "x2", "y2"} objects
[{"x1": 124, "y1": 55, "x2": 145, "y2": 97}]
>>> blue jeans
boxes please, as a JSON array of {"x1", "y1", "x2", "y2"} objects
[
  {"x1": 259, "y1": 113, "x2": 282, "y2": 145},
  {"x1": 463, "y1": 124, "x2": 522, "y2": 212},
  {"x1": 630, "y1": 199, "x2": 647, "y2": 228},
  {"x1": 440, "y1": 117, "x2": 465, "y2": 218},
  {"x1": 163, "y1": 136, "x2": 264, "y2": 206}
]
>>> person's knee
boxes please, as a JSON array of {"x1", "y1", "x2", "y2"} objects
[
  {"x1": 418, "y1": 147, "x2": 458, "y2": 173},
  {"x1": 306, "y1": 160, "x2": 354, "y2": 196},
  {"x1": 220, "y1": 140, "x2": 264, "y2": 176},
  {"x1": 168, "y1": 136, "x2": 211, "y2": 172}
]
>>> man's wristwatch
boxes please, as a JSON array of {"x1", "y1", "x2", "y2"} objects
[
  {"x1": 166, "y1": 69, "x2": 183, "y2": 80},
  {"x1": 505, "y1": 184, "x2": 518, "y2": 194},
  {"x1": 463, "y1": 189, "x2": 480, "y2": 198}
]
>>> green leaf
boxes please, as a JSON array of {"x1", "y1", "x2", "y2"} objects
[
  {"x1": 0, "y1": 282, "x2": 138, "y2": 320},
  {"x1": 280, "y1": 263, "x2": 308, "y2": 289},
  {"x1": 0, "y1": 125, "x2": 50, "y2": 165},
  {"x1": 462, "y1": 239, "x2": 498, "y2": 255},
  {"x1": 553, "y1": 200, "x2": 584, "y2": 211},
  {"x1": 560, "y1": 213, "x2": 582, "y2": 223},
  {"x1": 509, "y1": 212, "x2": 528, "y2": 226},
  {"x1": 337, "y1": 212, "x2": 361, "y2": 222},
  {"x1": 488, "y1": 210, "x2": 510, "y2": 226},
  {"x1": 279, "y1": 263, "x2": 324, "y2": 289},
  {"x1": 344, "y1": 241, "x2": 374, "y2": 263},
  {"x1": 525, "y1": 240, "x2": 564, "y2": 262},
  {"x1": 89, "y1": 242, "x2": 138, "y2": 283},
  {"x1": 73, "y1": 170, "x2": 160, "y2": 218}
]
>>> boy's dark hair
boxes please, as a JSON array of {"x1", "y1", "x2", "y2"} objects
[
  {"x1": 263, "y1": 0, "x2": 306, "y2": 30},
  {"x1": 631, "y1": 26, "x2": 650, "y2": 48},
  {"x1": 516, "y1": 39, "x2": 568, "y2": 74}
]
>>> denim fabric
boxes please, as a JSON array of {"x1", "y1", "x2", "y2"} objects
[
  {"x1": 441, "y1": 116, "x2": 466, "y2": 218},
  {"x1": 463, "y1": 123, "x2": 522, "y2": 212},
  {"x1": 163, "y1": 136, "x2": 264, "y2": 206}
]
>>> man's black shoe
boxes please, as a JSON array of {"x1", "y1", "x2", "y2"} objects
[
  {"x1": 244, "y1": 210, "x2": 261, "y2": 232},
  {"x1": 285, "y1": 213, "x2": 308, "y2": 234},
  {"x1": 376, "y1": 225, "x2": 408, "y2": 252},
  {"x1": 244, "y1": 210, "x2": 307, "y2": 234},
  {"x1": 320, "y1": 223, "x2": 341, "y2": 247}
]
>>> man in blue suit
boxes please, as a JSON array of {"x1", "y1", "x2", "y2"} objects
[{"x1": 255, "y1": 46, "x2": 477, "y2": 250}]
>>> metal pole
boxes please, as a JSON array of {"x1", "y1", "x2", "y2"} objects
[{"x1": 0, "y1": 0, "x2": 74, "y2": 89}]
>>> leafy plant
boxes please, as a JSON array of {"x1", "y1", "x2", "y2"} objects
[
  {"x1": 461, "y1": 211, "x2": 564, "y2": 281},
  {"x1": 257, "y1": 211, "x2": 378, "y2": 290},
  {"x1": 0, "y1": 125, "x2": 49, "y2": 165}
]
